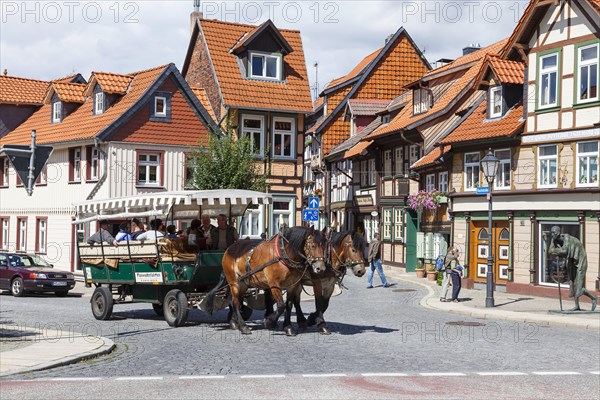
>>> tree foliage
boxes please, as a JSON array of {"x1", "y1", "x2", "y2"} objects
[{"x1": 187, "y1": 128, "x2": 268, "y2": 192}]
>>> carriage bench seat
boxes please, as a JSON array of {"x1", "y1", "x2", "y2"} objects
[{"x1": 78, "y1": 241, "x2": 165, "y2": 259}]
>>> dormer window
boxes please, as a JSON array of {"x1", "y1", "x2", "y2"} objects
[
  {"x1": 155, "y1": 96, "x2": 166, "y2": 117},
  {"x1": 490, "y1": 86, "x2": 503, "y2": 118},
  {"x1": 382, "y1": 115, "x2": 391, "y2": 124},
  {"x1": 413, "y1": 88, "x2": 432, "y2": 115},
  {"x1": 95, "y1": 92, "x2": 104, "y2": 115},
  {"x1": 249, "y1": 52, "x2": 281, "y2": 80},
  {"x1": 52, "y1": 101, "x2": 62, "y2": 123}
]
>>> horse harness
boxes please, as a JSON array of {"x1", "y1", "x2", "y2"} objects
[{"x1": 325, "y1": 237, "x2": 362, "y2": 289}]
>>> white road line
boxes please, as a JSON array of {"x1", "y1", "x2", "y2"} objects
[
  {"x1": 420, "y1": 372, "x2": 466, "y2": 377},
  {"x1": 240, "y1": 374, "x2": 286, "y2": 379},
  {"x1": 477, "y1": 372, "x2": 528, "y2": 376},
  {"x1": 179, "y1": 376, "x2": 225, "y2": 380},
  {"x1": 302, "y1": 373, "x2": 347, "y2": 378},
  {"x1": 115, "y1": 376, "x2": 164, "y2": 381},
  {"x1": 361, "y1": 373, "x2": 409, "y2": 377},
  {"x1": 46, "y1": 377, "x2": 103, "y2": 381},
  {"x1": 532, "y1": 371, "x2": 582, "y2": 376},
  {"x1": 590, "y1": 371, "x2": 600, "y2": 375}
]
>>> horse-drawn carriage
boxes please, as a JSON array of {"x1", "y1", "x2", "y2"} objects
[{"x1": 74, "y1": 190, "x2": 271, "y2": 327}]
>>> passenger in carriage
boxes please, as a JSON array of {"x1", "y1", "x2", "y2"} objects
[
  {"x1": 130, "y1": 218, "x2": 146, "y2": 239},
  {"x1": 166, "y1": 225, "x2": 178, "y2": 239},
  {"x1": 198, "y1": 214, "x2": 217, "y2": 251},
  {"x1": 136, "y1": 220, "x2": 165, "y2": 241},
  {"x1": 87, "y1": 220, "x2": 118, "y2": 246},
  {"x1": 187, "y1": 219, "x2": 201, "y2": 251},
  {"x1": 115, "y1": 222, "x2": 132, "y2": 242},
  {"x1": 210, "y1": 214, "x2": 239, "y2": 251}
]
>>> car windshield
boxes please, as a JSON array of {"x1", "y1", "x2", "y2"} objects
[{"x1": 7, "y1": 254, "x2": 52, "y2": 268}]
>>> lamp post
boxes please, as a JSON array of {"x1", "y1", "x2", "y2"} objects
[{"x1": 480, "y1": 149, "x2": 500, "y2": 308}]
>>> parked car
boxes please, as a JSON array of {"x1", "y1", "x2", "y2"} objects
[{"x1": 0, "y1": 253, "x2": 76, "y2": 297}]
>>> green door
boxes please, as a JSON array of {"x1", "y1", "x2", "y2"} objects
[{"x1": 405, "y1": 209, "x2": 418, "y2": 272}]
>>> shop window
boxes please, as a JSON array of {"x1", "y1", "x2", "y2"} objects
[{"x1": 539, "y1": 222, "x2": 579, "y2": 286}]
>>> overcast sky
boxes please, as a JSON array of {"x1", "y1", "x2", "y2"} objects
[{"x1": 1, "y1": 1, "x2": 528, "y2": 98}]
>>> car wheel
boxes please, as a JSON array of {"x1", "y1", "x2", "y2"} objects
[
  {"x1": 55, "y1": 291, "x2": 69, "y2": 297},
  {"x1": 163, "y1": 289, "x2": 188, "y2": 327},
  {"x1": 11, "y1": 277, "x2": 25, "y2": 297},
  {"x1": 152, "y1": 303, "x2": 164, "y2": 316},
  {"x1": 91, "y1": 287, "x2": 113, "y2": 320}
]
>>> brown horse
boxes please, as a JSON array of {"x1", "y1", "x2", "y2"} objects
[
  {"x1": 209, "y1": 226, "x2": 327, "y2": 335},
  {"x1": 283, "y1": 231, "x2": 367, "y2": 335}
]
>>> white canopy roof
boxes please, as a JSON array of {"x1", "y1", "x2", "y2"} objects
[{"x1": 73, "y1": 190, "x2": 272, "y2": 224}]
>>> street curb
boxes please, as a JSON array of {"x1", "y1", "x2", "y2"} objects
[
  {"x1": 0, "y1": 333, "x2": 115, "y2": 378},
  {"x1": 392, "y1": 274, "x2": 600, "y2": 331}
]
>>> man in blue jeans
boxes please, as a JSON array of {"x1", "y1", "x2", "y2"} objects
[{"x1": 367, "y1": 233, "x2": 390, "y2": 288}]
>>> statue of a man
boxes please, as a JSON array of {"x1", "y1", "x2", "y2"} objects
[{"x1": 548, "y1": 226, "x2": 597, "y2": 311}]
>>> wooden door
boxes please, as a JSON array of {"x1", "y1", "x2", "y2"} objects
[{"x1": 469, "y1": 220, "x2": 509, "y2": 284}]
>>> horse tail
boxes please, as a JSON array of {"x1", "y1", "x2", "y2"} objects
[{"x1": 205, "y1": 271, "x2": 228, "y2": 315}]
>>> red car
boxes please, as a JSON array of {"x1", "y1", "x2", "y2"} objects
[{"x1": 0, "y1": 253, "x2": 76, "y2": 297}]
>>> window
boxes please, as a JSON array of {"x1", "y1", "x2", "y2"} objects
[
  {"x1": 90, "y1": 147, "x2": 100, "y2": 180},
  {"x1": 154, "y1": 96, "x2": 167, "y2": 117},
  {"x1": 464, "y1": 152, "x2": 480, "y2": 190},
  {"x1": 52, "y1": 101, "x2": 61, "y2": 123},
  {"x1": 17, "y1": 218, "x2": 27, "y2": 251},
  {"x1": 250, "y1": 52, "x2": 281, "y2": 80},
  {"x1": 478, "y1": 228, "x2": 489, "y2": 241},
  {"x1": 360, "y1": 161, "x2": 368, "y2": 187},
  {"x1": 240, "y1": 205, "x2": 264, "y2": 239},
  {"x1": 36, "y1": 218, "x2": 47, "y2": 254},
  {"x1": 425, "y1": 174, "x2": 435, "y2": 192},
  {"x1": 383, "y1": 150, "x2": 392, "y2": 177},
  {"x1": 490, "y1": 86, "x2": 502, "y2": 118},
  {"x1": 242, "y1": 115, "x2": 265, "y2": 157},
  {"x1": 577, "y1": 141, "x2": 598, "y2": 187},
  {"x1": 69, "y1": 147, "x2": 82, "y2": 183},
  {"x1": 382, "y1": 114, "x2": 391, "y2": 124},
  {"x1": 413, "y1": 88, "x2": 432, "y2": 115},
  {"x1": 438, "y1": 171, "x2": 448, "y2": 193},
  {"x1": 36, "y1": 166, "x2": 47, "y2": 185},
  {"x1": 393, "y1": 208, "x2": 403, "y2": 242},
  {"x1": 270, "y1": 198, "x2": 294, "y2": 235},
  {"x1": 577, "y1": 43, "x2": 598, "y2": 103},
  {"x1": 137, "y1": 152, "x2": 161, "y2": 186},
  {"x1": 368, "y1": 159, "x2": 376, "y2": 186},
  {"x1": 0, "y1": 157, "x2": 8, "y2": 187},
  {"x1": 499, "y1": 228, "x2": 510, "y2": 241},
  {"x1": 0, "y1": 218, "x2": 9, "y2": 250},
  {"x1": 272, "y1": 117, "x2": 294, "y2": 158},
  {"x1": 95, "y1": 92, "x2": 104, "y2": 115},
  {"x1": 409, "y1": 145, "x2": 420, "y2": 165},
  {"x1": 538, "y1": 144, "x2": 558, "y2": 188},
  {"x1": 539, "y1": 52, "x2": 559, "y2": 108},
  {"x1": 539, "y1": 222, "x2": 579, "y2": 286},
  {"x1": 394, "y1": 147, "x2": 404, "y2": 175},
  {"x1": 382, "y1": 208, "x2": 392, "y2": 240},
  {"x1": 494, "y1": 149, "x2": 511, "y2": 189}
]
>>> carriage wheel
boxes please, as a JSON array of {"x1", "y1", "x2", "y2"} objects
[
  {"x1": 152, "y1": 303, "x2": 164, "y2": 316},
  {"x1": 91, "y1": 287, "x2": 113, "y2": 320},
  {"x1": 163, "y1": 289, "x2": 188, "y2": 327}
]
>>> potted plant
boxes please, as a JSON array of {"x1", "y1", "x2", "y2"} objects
[
  {"x1": 314, "y1": 188, "x2": 323, "y2": 198},
  {"x1": 415, "y1": 260, "x2": 426, "y2": 278},
  {"x1": 426, "y1": 264, "x2": 438, "y2": 281}
]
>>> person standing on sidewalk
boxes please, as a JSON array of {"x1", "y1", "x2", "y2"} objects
[
  {"x1": 440, "y1": 246, "x2": 460, "y2": 302},
  {"x1": 367, "y1": 233, "x2": 390, "y2": 288},
  {"x1": 450, "y1": 264, "x2": 464, "y2": 302}
]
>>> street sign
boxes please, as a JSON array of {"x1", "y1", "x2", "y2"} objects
[
  {"x1": 476, "y1": 186, "x2": 490, "y2": 195},
  {"x1": 308, "y1": 197, "x2": 320, "y2": 209},
  {"x1": 4, "y1": 144, "x2": 53, "y2": 187},
  {"x1": 302, "y1": 209, "x2": 319, "y2": 222}
]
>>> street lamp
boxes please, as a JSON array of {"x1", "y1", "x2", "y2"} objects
[{"x1": 480, "y1": 148, "x2": 500, "y2": 308}]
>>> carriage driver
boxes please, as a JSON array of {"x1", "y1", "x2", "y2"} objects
[
  {"x1": 210, "y1": 214, "x2": 239, "y2": 251},
  {"x1": 87, "y1": 220, "x2": 118, "y2": 246}
]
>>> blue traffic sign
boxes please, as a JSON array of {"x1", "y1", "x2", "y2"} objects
[
  {"x1": 302, "y1": 209, "x2": 319, "y2": 222},
  {"x1": 308, "y1": 197, "x2": 320, "y2": 209},
  {"x1": 476, "y1": 186, "x2": 490, "y2": 195}
]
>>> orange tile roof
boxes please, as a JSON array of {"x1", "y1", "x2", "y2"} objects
[
  {"x1": 0, "y1": 75, "x2": 49, "y2": 105},
  {"x1": 91, "y1": 72, "x2": 133, "y2": 94},
  {"x1": 344, "y1": 140, "x2": 373, "y2": 159},
  {"x1": 53, "y1": 74, "x2": 80, "y2": 83},
  {"x1": 487, "y1": 56, "x2": 525, "y2": 84},
  {"x1": 50, "y1": 82, "x2": 87, "y2": 103},
  {"x1": 347, "y1": 99, "x2": 390, "y2": 116},
  {"x1": 0, "y1": 64, "x2": 211, "y2": 146},
  {"x1": 591, "y1": 0, "x2": 600, "y2": 11},
  {"x1": 191, "y1": 87, "x2": 217, "y2": 122},
  {"x1": 324, "y1": 48, "x2": 381, "y2": 91},
  {"x1": 198, "y1": 19, "x2": 312, "y2": 113},
  {"x1": 412, "y1": 145, "x2": 451, "y2": 169},
  {"x1": 439, "y1": 98, "x2": 524, "y2": 145},
  {"x1": 313, "y1": 96, "x2": 324, "y2": 111},
  {"x1": 368, "y1": 39, "x2": 507, "y2": 140}
]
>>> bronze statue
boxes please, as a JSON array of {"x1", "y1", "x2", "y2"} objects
[{"x1": 548, "y1": 226, "x2": 597, "y2": 311}]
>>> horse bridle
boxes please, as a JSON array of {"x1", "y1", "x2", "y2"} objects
[
  {"x1": 303, "y1": 233, "x2": 326, "y2": 267},
  {"x1": 328, "y1": 237, "x2": 363, "y2": 284}
]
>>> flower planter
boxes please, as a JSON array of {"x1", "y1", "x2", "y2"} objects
[
  {"x1": 415, "y1": 269, "x2": 426, "y2": 278},
  {"x1": 427, "y1": 271, "x2": 438, "y2": 281}
]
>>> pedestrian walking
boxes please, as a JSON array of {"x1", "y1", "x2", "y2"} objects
[
  {"x1": 450, "y1": 264, "x2": 463, "y2": 302},
  {"x1": 366, "y1": 233, "x2": 390, "y2": 288},
  {"x1": 440, "y1": 246, "x2": 460, "y2": 302}
]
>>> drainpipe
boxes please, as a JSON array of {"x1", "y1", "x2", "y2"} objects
[{"x1": 86, "y1": 138, "x2": 108, "y2": 200}]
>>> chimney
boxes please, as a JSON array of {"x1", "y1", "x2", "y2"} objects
[
  {"x1": 3, "y1": 69, "x2": 7, "y2": 76},
  {"x1": 462, "y1": 43, "x2": 482, "y2": 56},
  {"x1": 190, "y1": 0, "x2": 203, "y2": 35}
]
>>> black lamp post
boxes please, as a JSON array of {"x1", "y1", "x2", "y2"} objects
[{"x1": 480, "y1": 149, "x2": 500, "y2": 308}]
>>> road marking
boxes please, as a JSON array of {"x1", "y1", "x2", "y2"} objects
[
  {"x1": 179, "y1": 376, "x2": 225, "y2": 380},
  {"x1": 420, "y1": 372, "x2": 466, "y2": 377},
  {"x1": 240, "y1": 374, "x2": 286, "y2": 379},
  {"x1": 47, "y1": 377, "x2": 103, "y2": 381},
  {"x1": 302, "y1": 373, "x2": 347, "y2": 378},
  {"x1": 361, "y1": 373, "x2": 409, "y2": 377},
  {"x1": 590, "y1": 371, "x2": 600, "y2": 375},
  {"x1": 115, "y1": 376, "x2": 164, "y2": 381},
  {"x1": 532, "y1": 371, "x2": 581, "y2": 376},
  {"x1": 477, "y1": 372, "x2": 527, "y2": 376}
]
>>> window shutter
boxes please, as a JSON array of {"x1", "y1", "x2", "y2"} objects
[
  {"x1": 0, "y1": 158, "x2": 4, "y2": 186},
  {"x1": 69, "y1": 148, "x2": 74, "y2": 182},
  {"x1": 486, "y1": 90, "x2": 491, "y2": 120},
  {"x1": 86, "y1": 146, "x2": 92, "y2": 180}
]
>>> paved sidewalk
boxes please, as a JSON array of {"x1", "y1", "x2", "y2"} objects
[
  {"x1": 0, "y1": 326, "x2": 114, "y2": 377},
  {"x1": 386, "y1": 269, "x2": 600, "y2": 330}
]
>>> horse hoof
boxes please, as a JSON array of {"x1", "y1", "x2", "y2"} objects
[
  {"x1": 284, "y1": 326, "x2": 297, "y2": 337},
  {"x1": 319, "y1": 325, "x2": 331, "y2": 335},
  {"x1": 298, "y1": 321, "x2": 308, "y2": 330},
  {"x1": 240, "y1": 326, "x2": 252, "y2": 335},
  {"x1": 229, "y1": 321, "x2": 239, "y2": 330},
  {"x1": 264, "y1": 319, "x2": 277, "y2": 330}
]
